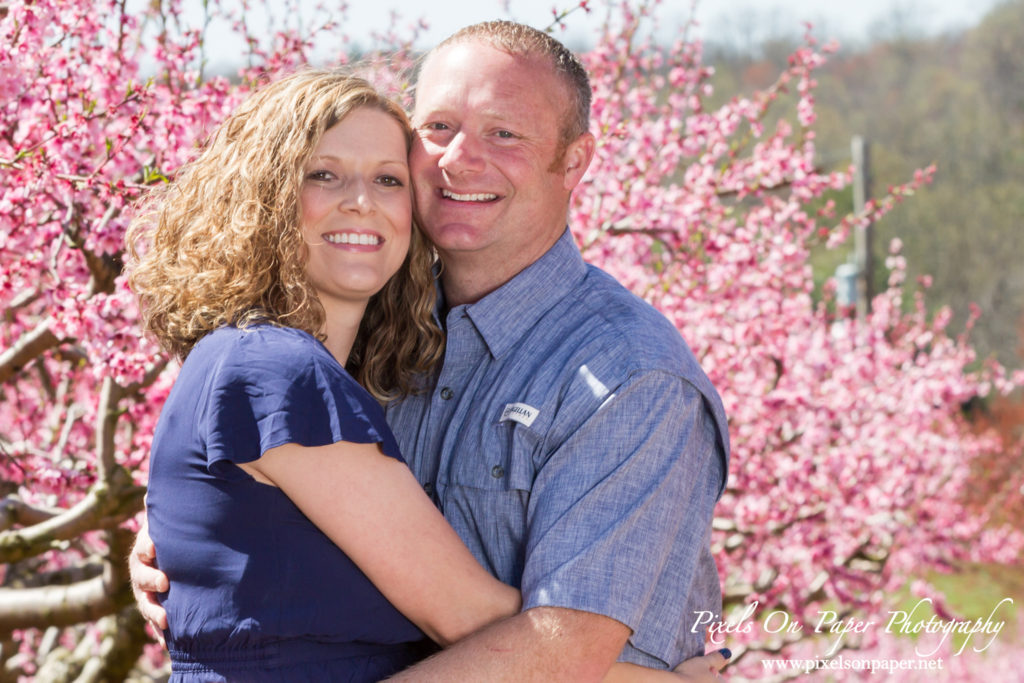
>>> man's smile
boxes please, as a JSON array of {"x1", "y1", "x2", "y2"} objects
[{"x1": 440, "y1": 189, "x2": 499, "y2": 202}]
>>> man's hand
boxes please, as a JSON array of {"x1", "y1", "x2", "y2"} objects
[
  {"x1": 129, "y1": 516, "x2": 169, "y2": 633},
  {"x1": 673, "y1": 648, "x2": 730, "y2": 681}
]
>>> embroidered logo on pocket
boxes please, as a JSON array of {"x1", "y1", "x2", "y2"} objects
[{"x1": 500, "y1": 402, "x2": 539, "y2": 428}]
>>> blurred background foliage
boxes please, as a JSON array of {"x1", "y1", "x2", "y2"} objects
[{"x1": 705, "y1": 0, "x2": 1024, "y2": 371}]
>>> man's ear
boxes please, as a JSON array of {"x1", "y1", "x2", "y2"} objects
[{"x1": 561, "y1": 131, "x2": 595, "y2": 191}]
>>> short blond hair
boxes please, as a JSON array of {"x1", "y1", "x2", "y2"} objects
[{"x1": 127, "y1": 68, "x2": 443, "y2": 401}]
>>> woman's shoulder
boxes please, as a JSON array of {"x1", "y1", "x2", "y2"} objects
[
  {"x1": 187, "y1": 324, "x2": 336, "y2": 382},
  {"x1": 186, "y1": 325, "x2": 397, "y2": 458},
  {"x1": 194, "y1": 323, "x2": 319, "y2": 357}
]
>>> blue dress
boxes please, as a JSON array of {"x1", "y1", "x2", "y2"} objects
[{"x1": 146, "y1": 325, "x2": 432, "y2": 681}]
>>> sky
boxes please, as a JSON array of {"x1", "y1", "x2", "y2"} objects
[
  {"x1": 169, "y1": 0, "x2": 1007, "y2": 73},
  {"x1": 334, "y1": 0, "x2": 1002, "y2": 48},
  {"x1": 186, "y1": 0, "x2": 1004, "y2": 67}
]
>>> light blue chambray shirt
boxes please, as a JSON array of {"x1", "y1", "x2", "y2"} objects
[{"x1": 385, "y1": 229, "x2": 730, "y2": 667}]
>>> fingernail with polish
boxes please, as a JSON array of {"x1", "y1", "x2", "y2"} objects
[{"x1": 718, "y1": 647, "x2": 732, "y2": 659}]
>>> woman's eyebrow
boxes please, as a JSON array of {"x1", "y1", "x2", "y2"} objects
[{"x1": 305, "y1": 155, "x2": 408, "y2": 165}]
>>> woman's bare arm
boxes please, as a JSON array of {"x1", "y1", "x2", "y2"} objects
[{"x1": 242, "y1": 441, "x2": 521, "y2": 646}]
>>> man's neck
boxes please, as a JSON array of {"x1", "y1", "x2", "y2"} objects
[
  {"x1": 438, "y1": 230, "x2": 565, "y2": 307},
  {"x1": 438, "y1": 268, "x2": 503, "y2": 307}
]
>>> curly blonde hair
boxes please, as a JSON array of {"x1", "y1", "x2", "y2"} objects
[{"x1": 126, "y1": 68, "x2": 443, "y2": 401}]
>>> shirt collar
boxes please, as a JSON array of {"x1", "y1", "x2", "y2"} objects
[{"x1": 453, "y1": 228, "x2": 588, "y2": 359}]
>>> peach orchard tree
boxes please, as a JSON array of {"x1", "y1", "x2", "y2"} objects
[{"x1": 0, "y1": 0, "x2": 1020, "y2": 678}]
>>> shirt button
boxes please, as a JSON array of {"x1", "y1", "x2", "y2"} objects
[
  {"x1": 440, "y1": 387, "x2": 454, "y2": 400},
  {"x1": 423, "y1": 482, "x2": 435, "y2": 495},
  {"x1": 491, "y1": 465, "x2": 505, "y2": 479}
]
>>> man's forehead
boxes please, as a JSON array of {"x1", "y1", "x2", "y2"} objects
[
  {"x1": 418, "y1": 41, "x2": 555, "y2": 86},
  {"x1": 414, "y1": 41, "x2": 562, "y2": 111}
]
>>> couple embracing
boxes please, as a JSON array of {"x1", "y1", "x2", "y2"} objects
[{"x1": 128, "y1": 20, "x2": 731, "y2": 682}]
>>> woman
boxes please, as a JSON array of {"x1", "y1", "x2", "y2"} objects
[{"x1": 127, "y1": 69, "x2": 726, "y2": 681}]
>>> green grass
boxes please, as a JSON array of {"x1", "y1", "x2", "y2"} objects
[{"x1": 888, "y1": 563, "x2": 1022, "y2": 651}]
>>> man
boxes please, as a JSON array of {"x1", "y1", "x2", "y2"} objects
[{"x1": 132, "y1": 21, "x2": 730, "y2": 680}]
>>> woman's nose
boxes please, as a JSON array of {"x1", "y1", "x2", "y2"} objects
[{"x1": 339, "y1": 177, "x2": 373, "y2": 214}]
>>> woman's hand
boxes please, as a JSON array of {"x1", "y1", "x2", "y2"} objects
[
  {"x1": 604, "y1": 648, "x2": 730, "y2": 681},
  {"x1": 673, "y1": 648, "x2": 730, "y2": 681}
]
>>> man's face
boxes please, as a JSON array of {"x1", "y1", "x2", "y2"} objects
[{"x1": 410, "y1": 40, "x2": 586, "y2": 280}]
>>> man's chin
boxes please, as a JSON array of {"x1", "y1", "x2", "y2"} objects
[{"x1": 422, "y1": 224, "x2": 492, "y2": 254}]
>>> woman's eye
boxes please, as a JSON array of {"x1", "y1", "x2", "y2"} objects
[
  {"x1": 377, "y1": 175, "x2": 404, "y2": 187},
  {"x1": 305, "y1": 170, "x2": 334, "y2": 182}
]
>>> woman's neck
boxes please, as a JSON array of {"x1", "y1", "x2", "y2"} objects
[{"x1": 317, "y1": 298, "x2": 368, "y2": 366}]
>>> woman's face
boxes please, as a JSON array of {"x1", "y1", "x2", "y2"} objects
[{"x1": 300, "y1": 106, "x2": 412, "y2": 310}]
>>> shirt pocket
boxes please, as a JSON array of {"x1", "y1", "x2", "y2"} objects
[
  {"x1": 443, "y1": 418, "x2": 540, "y2": 493},
  {"x1": 439, "y1": 413, "x2": 547, "y2": 587}
]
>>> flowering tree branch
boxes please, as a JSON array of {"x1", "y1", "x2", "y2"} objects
[
  {"x1": 0, "y1": 320, "x2": 60, "y2": 384},
  {"x1": 0, "y1": 468, "x2": 143, "y2": 565},
  {"x1": 0, "y1": 496, "x2": 62, "y2": 532},
  {"x1": 64, "y1": 204, "x2": 124, "y2": 297},
  {"x1": 39, "y1": 607, "x2": 149, "y2": 683},
  {"x1": 0, "y1": 529, "x2": 135, "y2": 638},
  {"x1": 1, "y1": 0, "x2": 1020, "y2": 676}
]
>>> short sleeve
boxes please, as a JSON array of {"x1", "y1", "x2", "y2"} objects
[
  {"x1": 520, "y1": 371, "x2": 726, "y2": 666},
  {"x1": 198, "y1": 327, "x2": 399, "y2": 479}
]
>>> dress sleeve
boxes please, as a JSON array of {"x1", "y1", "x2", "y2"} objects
[{"x1": 199, "y1": 328, "x2": 398, "y2": 480}]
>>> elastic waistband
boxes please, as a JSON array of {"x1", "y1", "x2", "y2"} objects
[{"x1": 169, "y1": 639, "x2": 415, "y2": 673}]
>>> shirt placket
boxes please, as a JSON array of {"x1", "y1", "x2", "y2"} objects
[{"x1": 425, "y1": 307, "x2": 488, "y2": 508}]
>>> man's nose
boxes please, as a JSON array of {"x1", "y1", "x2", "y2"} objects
[{"x1": 438, "y1": 131, "x2": 485, "y2": 175}]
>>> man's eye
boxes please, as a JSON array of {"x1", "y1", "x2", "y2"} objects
[
  {"x1": 425, "y1": 122, "x2": 450, "y2": 131},
  {"x1": 495, "y1": 130, "x2": 515, "y2": 139}
]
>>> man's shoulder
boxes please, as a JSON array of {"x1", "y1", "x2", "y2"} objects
[
  {"x1": 535, "y1": 263, "x2": 727, "y2": 439},
  {"x1": 553, "y1": 264, "x2": 692, "y2": 371}
]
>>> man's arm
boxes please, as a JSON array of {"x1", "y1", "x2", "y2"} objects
[
  {"x1": 388, "y1": 606, "x2": 630, "y2": 682},
  {"x1": 387, "y1": 610, "x2": 732, "y2": 682},
  {"x1": 128, "y1": 515, "x2": 168, "y2": 632},
  {"x1": 521, "y1": 372, "x2": 724, "y2": 666},
  {"x1": 391, "y1": 372, "x2": 726, "y2": 679}
]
